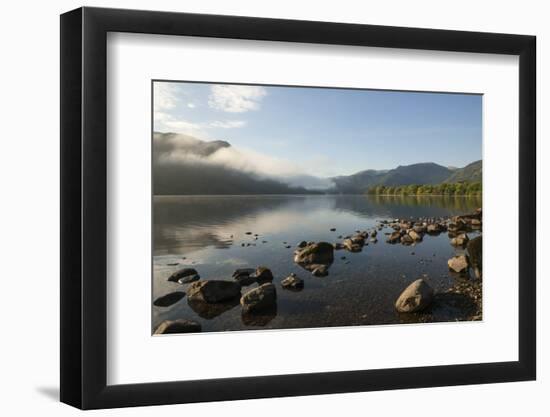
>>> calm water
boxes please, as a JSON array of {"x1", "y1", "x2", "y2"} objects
[{"x1": 153, "y1": 195, "x2": 481, "y2": 332}]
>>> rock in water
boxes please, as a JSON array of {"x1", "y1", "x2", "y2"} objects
[
  {"x1": 450, "y1": 233, "x2": 469, "y2": 247},
  {"x1": 187, "y1": 280, "x2": 241, "y2": 303},
  {"x1": 294, "y1": 242, "x2": 334, "y2": 265},
  {"x1": 311, "y1": 265, "x2": 329, "y2": 277},
  {"x1": 168, "y1": 268, "x2": 199, "y2": 283},
  {"x1": 467, "y1": 236, "x2": 482, "y2": 279},
  {"x1": 395, "y1": 279, "x2": 434, "y2": 313},
  {"x1": 401, "y1": 234, "x2": 414, "y2": 245},
  {"x1": 408, "y1": 230, "x2": 423, "y2": 242},
  {"x1": 255, "y1": 266, "x2": 274, "y2": 283},
  {"x1": 234, "y1": 274, "x2": 257, "y2": 287},
  {"x1": 343, "y1": 238, "x2": 363, "y2": 252},
  {"x1": 154, "y1": 319, "x2": 201, "y2": 334},
  {"x1": 448, "y1": 255, "x2": 470, "y2": 274},
  {"x1": 426, "y1": 224, "x2": 442, "y2": 234},
  {"x1": 178, "y1": 274, "x2": 200, "y2": 284},
  {"x1": 232, "y1": 268, "x2": 256, "y2": 286},
  {"x1": 241, "y1": 283, "x2": 277, "y2": 313},
  {"x1": 232, "y1": 268, "x2": 255, "y2": 278},
  {"x1": 281, "y1": 273, "x2": 304, "y2": 290},
  {"x1": 153, "y1": 291, "x2": 186, "y2": 307},
  {"x1": 387, "y1": 231, "x2": 401, "y2": 244}
]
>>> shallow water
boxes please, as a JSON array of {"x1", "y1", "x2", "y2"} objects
[{"x1": 153, "y1": 194, "x2": 481, "y2": 333}]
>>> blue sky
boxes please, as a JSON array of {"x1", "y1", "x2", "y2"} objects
[{"x1": 154, "y1": 81, "x2": 482, "y2": 177}]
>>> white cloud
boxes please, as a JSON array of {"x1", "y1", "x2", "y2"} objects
[
  {"x1": 208, "y1": 85, "x2": 267, "y2": 113},
  {"x1": 209, "y1": 120, "x2": 247, "y2": 129},
  {"x1": 154, "y1": 83, "x2": 177, "y2": 112},
  {"x1": 187, "y1": 103, "x2": 196, "y2": 108}
]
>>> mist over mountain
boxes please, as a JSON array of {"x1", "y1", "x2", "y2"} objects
[
  {"x1": 153, "y1": 132, "x2": 481, "y2": 195},
  {"x1": 153, "y1": 132, "x2": 323, "y2": 195}
]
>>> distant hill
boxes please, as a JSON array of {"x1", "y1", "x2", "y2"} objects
[
  {"x1": 331, "y1": 161, "x2": 481, "y2": 194},
  {"x1": 153, "y1": 132, "x2": 481, "y2": 195},
  {"x1": 445, "y1": 160, "x2": 482, "y2": 183}
]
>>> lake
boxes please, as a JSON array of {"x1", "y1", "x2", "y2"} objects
[{"x1": 153, "y1": 194, "x2": 482, "y2": 333}]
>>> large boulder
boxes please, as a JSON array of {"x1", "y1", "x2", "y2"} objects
[
  {"x1": 241, "y1": 283, "x2": 277, "y2": 313},
  {"x1": 467, "y1": 236, "x2": 482, "y2": 279},
  {"x1": 448, "y1": 255, "x2": 470, "y2": 274},
  {"x1": 294, "y1": 242, "x2": 334, "y2": 265},
  {"x1": 395, "y1": 279, "x2": 434, "y2": 313},
  {"x1": 154, "y1": 319, "x2": 201, "y2": 334},
  {"x1": 168, "y1": 268, "x2": 199, "y2": 283},
  {"x1": 153, "y1": 291, "x2": 186, "y2": 307},
  {"x1": 187, "y1": 280, "x2": 241, "y2": 303}
]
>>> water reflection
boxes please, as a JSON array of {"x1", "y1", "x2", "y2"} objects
[
  {"x1": 241, "y1": 305, "x2": 278, "y2": 327},
  {"x1": 153, "y1": 194, "x2": 482, "y2": 332}
]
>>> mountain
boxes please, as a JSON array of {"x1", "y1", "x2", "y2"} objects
[
  {"x1": 153, "y1": 132, "x2": 321, "y2": 195},
  {"x1": 331, "y1": 169, "x2": 386, "y2": 194},
  {"x1": 331, "y1": 161, "x2": 482, "y2": 194},
  {"x1": 445, "y1": 160, "x2": 482, "y2": 183},
  {"x1": 154, "y1": 132, "x2": 481, "y2": 195}
]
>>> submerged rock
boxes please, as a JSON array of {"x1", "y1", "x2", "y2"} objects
[
  {"x1": 168, "y1": 268, "x2": 199, "y2": 283},
  {"x1": 153, "y1": 291, "x2": 186, "y2": 307},
  {"x1": 281, "y1": 273, "x2": 304, "y2": 290},
  {"x1": 448, "y1": 255, "x2": 470, "y2": 274},
  {"x1": 186, "y1": 280, "x2": 241, "y2": 303},
  {"x1": 154, "y1": 319, "x2": 201, "y2": 334},
  {"x1": 467, "y1": 236, "x2": 482, "y2": 279},
  {"x1": 241, "y1": 283, "x2": 277, "y2": 314},
  {"x1": 395, "y1": 279, "x2": 434, "y2": 313}
]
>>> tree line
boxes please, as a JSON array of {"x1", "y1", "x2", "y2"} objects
[{"x1": 366, "y1": 181, "x2": 482, "y2": 196}]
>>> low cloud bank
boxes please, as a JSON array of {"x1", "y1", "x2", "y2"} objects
[{"x1": 153, "y1": 132, "x2": 334, "y2": 191}]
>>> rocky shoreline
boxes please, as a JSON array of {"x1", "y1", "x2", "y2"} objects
[{"x1": 154, "y1": 208, "x2": 483, "y2": 334}]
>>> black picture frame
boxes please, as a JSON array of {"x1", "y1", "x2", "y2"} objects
[{"x1": 60, "y1": 6, "x2": 536, "y2": 410}]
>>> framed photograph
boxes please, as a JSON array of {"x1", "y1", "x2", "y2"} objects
[{"x1": 60, "y1": 6, "x2": 536, "y2": 409}]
